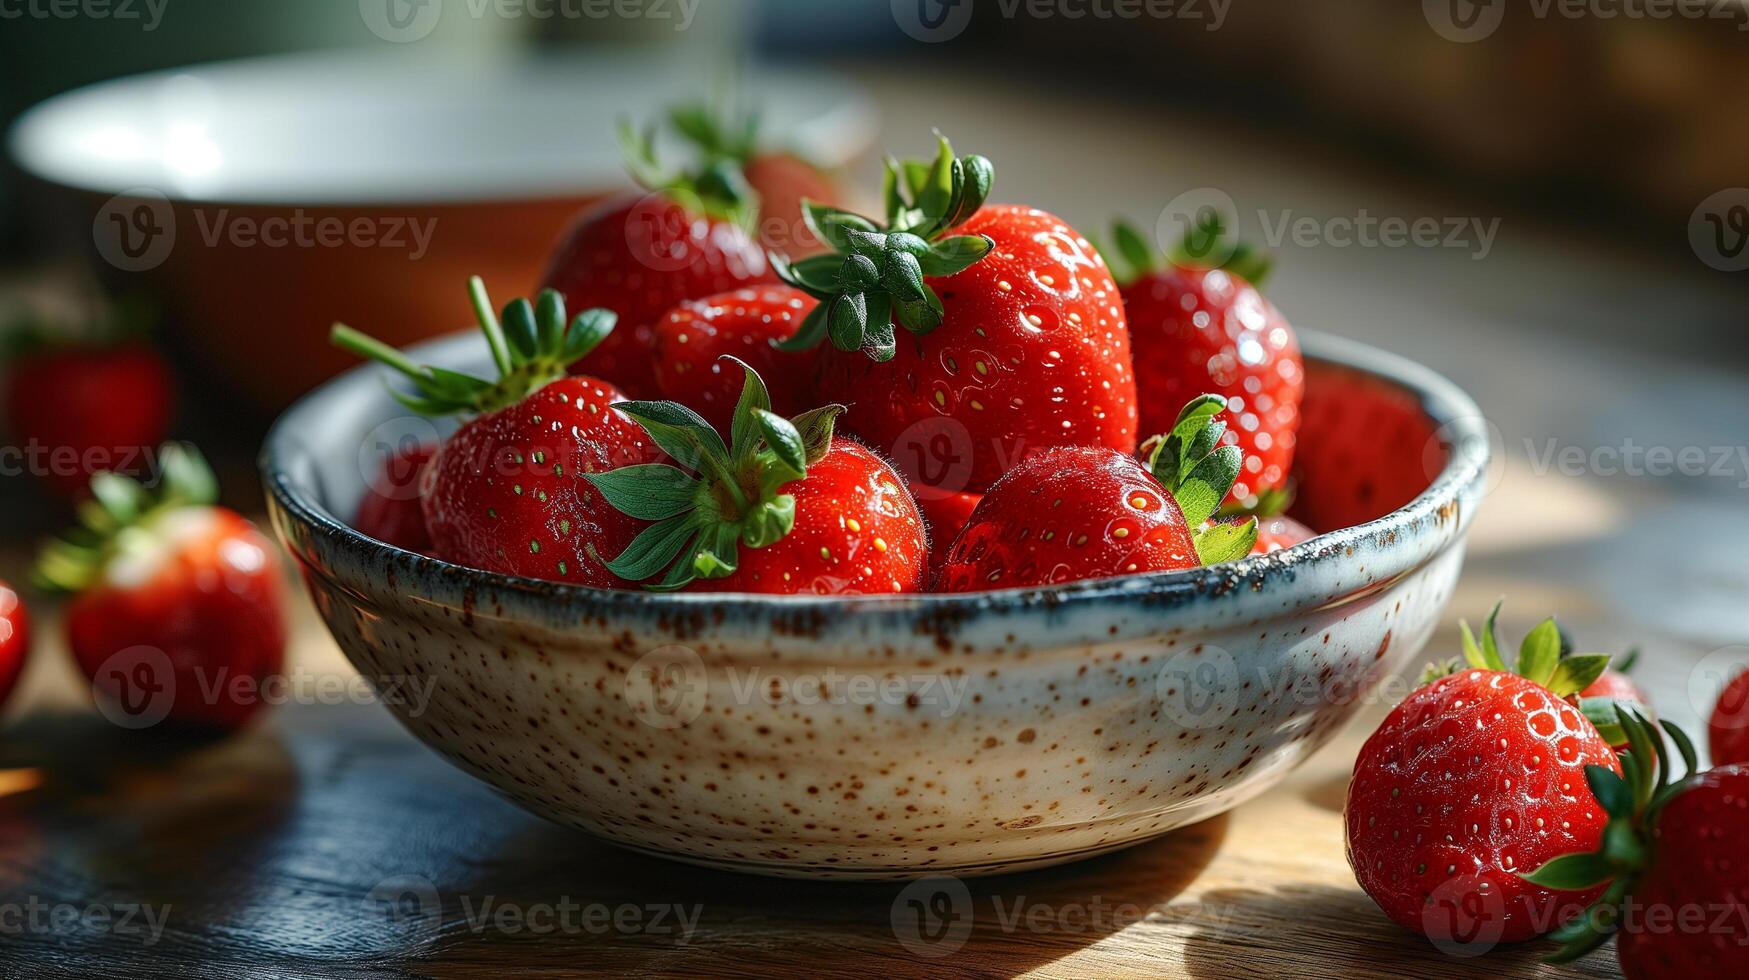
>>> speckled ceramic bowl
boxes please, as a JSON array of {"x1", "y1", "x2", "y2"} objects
[{"x1": 262, "y1": 330, "x2": 1489, "y2": 880}]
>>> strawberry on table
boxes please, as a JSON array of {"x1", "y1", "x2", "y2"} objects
[
  {"x1": 588, "y1": 361, "x2": 926, "y2": 595},
  {"x1": 35, "y1": 444, "x2": 288, "y2": 731},
  {"x1": 354, "y1": 441, "x2": 435, "y2": 554},
  {"x1": 1707, "y1": 668, "x2": 1749, "y2": 765},
  {"x1": 1345, "y1": 605, "x2": 1621, "y2": 947},
  {"x1": 333, "y1": 278, "x2": 659, "y2": 588},
  {"x1": 1105, "y1": 216, "x2": 1303, "y2": 507},
  {"x1": 650, "y1": 285, "x2": 821, "y2": 432},
  {"x1": 792, "y1": 136, "x2": 1138, "y2": 497},
  {"x1": 539, "y1": 119, "x2": 774, "y2": 396},
  {"x1": 4, "y1": 327, "x2": 173, "y2": 499},
  {"x1": 1524, "y1": 710, "x2": 1749, "y2": 976},
  {"x1": 0, "y1": 581, "x2": 29, "y2": 711},
  {"x1": 934, "y1": 395, "x2": 1258, "y2": 592}
]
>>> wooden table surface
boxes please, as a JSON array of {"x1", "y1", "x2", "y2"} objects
[{"x1": 3, "y1": 63, "x2": 1746, "y2": 980}]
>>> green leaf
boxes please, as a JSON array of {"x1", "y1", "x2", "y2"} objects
[
  {"x1": 501, "y1": 298, "x2": 538, "y2": 362},
  {"x1": 690, "y1": 523, "x2": 742, "y2": 580},
  {"x1": 158, "y1": 443, "x2": 218, "y2": 507},
  {"x1": 882, "y1": 251, "x2": 927, "y2": 302},
  {"x1": 1177, "y1": 445, "x2": 1242, "y2": 528},
  {"x1": 583, "y1": 465, "x2": 700, "y2": 521},
  {"x1": 946, "y1": 154, "x2": 993, "y2": 228},
  {"x1": 1584, "y1": 764, "x2": 1633, "y2": 819},
  {"x1": 1114, "y1": 221, "x2": 1156, "y2": 279},
  {"x1": 912, "y1": 134, "x2": 955, "y2": 228},
  {"x1": 917, "y1": 235, "x2": 993, "y2": 276},
  {"x1": 534, "y1": 289, "x2": 565, "y2": 352},
  {"x1": 602, "y1": 514, "x2": 698, "y2": 581},
  {"x1": 1519, "y1": 851, "x2": 1615, "y2": 891},
  {"x1": 753, "y1": 409, "x2": 806, "y2": 476},
  {"x1": 1660, "y1": 719, "x2": 1699, "y2": 781},
  {"x1": 882, "y1": 157, "x2": 905, "y2": 226},
  {"x1": 742, "y1": 495, "x2": 796, "y2": 549},
  {"x1": 802, "y1": 201, "x2": 877, "y2": 253},
  {"x1": 1549, "y1": 654, "x2": 1611, "y2": 698},
  {"x1": 90, "y1": 472, "x2": 146, "y2": 527},
  {"x1": 1579, "y1": 697, "x2": 1628, "y2": 746},
  {"x1": 614, "y1": 400, "x2": 728, "y2": 472},
  {"x1": 1617, "y1": 702, "x2": 1660, "y2": 808},
  {"x1": 827, "y1": 292, "x2": 868, "y2": 352},
  {"x1": 1195, "y1": 518, "x2": 1257, "y2": 566},
  {"x1": 776, "y1": 301, "x2": 830, "y2": 353},
  {"x1": 791, "y1": 405, "x2": 843, "y2": 466},
  {"x1": 1460, "y1": 622, "x2": 1491, "y2": 671},
  {"x1": 1517, "y1": 618, "x2": 1563, "y2": 687},
  {"x1": 561, "y1": 308, "x2": 616, "y2": 365},
  {"x1": 724, "y1": 356, "x2": 772, "y2": 460},
  {"x1": 1481, "y1": 600, "x2": 1505, "y2": 671}
]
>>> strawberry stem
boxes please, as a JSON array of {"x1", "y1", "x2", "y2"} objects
[{"x1": 468, "y1": 275, "x2": 513, "y2": 378}]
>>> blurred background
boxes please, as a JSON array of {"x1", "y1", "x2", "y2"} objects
[{"x1": 1, "y1": 2, "x2": 1747, "y2": 973}]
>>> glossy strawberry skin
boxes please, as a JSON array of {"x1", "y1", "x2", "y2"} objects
[
  {"x1": 687, "y1": 438, "x2": 925, "y2": 596},
  {"x1": 68, "y1": 507, "x2": 287, "y2": 731},
  {"x1": 1253, "y1": 514, "x2": 1315, "y2": 555},
  {"x1": 1615, "y1": 765, "x2": 1749, "y2": 979},
  {"x1": 355, "y1": 442, "x2": 435, "y2": 553},
  {"x1": 421, "y1": 377, "x2": 660, "y2": 588},
  {"x1": 817, "y1": 204, "x2": 1138, "y2": 496},
  {"x1": 651, "y1": 286, "x2": 821, "y2": 432},
  {"x1": 5, "y1": 345, "x2": 173, "y2": 497},
  {"x1": 1294, "y1": 366, "x2": 1441, "y2": 532},
  {"x1": 1345, "y1": 670, "x2": 1620, "y2": 944},
  {"x1": 1582, "y1": 670, "x2": 1651, "y2": 707},
  {"x1": 913, "y1": 484, "x2": 982, "y2": 571},
  {"x1": 540, "y1": 193, "x2": 773, "y2": 397},
  {"x1": 935, "y1": 446, "x2": 1196, "y2": 592},
  {"x1": 1707, "y1": 670, "x2": 1749, "y2": 766},
  {"x1": 0, "y1": 582, "x2": 29, "y2": 710},
  {"x1": 1123, "y1": 267, "x2": 1303, "y2": 504}
]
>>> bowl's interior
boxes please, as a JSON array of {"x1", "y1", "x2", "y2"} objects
[{"x1": 8, "y1": 50, "x2": 874, "y2": 204}]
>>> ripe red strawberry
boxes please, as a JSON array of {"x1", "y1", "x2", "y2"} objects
[
  {"x1": 1524, "y1": 711, "x2": 1748, "y2": 977},
  {"x1": 0, "y1": 581, "x2": 29, "y2": 711},
  {"x1": 1707, "y1": 669, "x2": 1749, "y2": 765},
  {"x1": 589, "y1": 362, "x2": 925, "y2": 594},
  {"x1": 333, "y1": 278, "x2": 659, "y2": 587},
  {"x1": 539, "y1": 121, "x2": 773, "y2": 396},
  {"x1": 5, "y1": 340, "x2": 173, "y2": 498},
  {"x1": 1293, "y1": 364, "x2": 1442, "y2": 531},
  {"x1": 935, "y1": 396, "x2": 1257, "y2": 591},
  {"x1": 1346, "y1": 607, "x2": 1621, "y2": 947},
  {"x1": 790, "y1": 137, "x2": 1137, "y2": 496},
  {"x1": 1105, "y1": 218, "x2": 1303, "y2": 506},
  {"x1": 354, "y1": 441, "x2": 435, "y2": 553},
  {"x1": 913, "y1": 484, "x2": 981, "y2": 569},
  {"x1": 650, "y1": 285, "x2": 820, "y2": 432},
  {"x1": 663, "y1": 101, "x2": 846, "y2": 255},
  {"x1": 35, "y1": 444, "x2": 288, "y2": 731}
]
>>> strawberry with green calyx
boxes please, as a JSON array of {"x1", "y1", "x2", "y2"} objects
[
  {"x1": 1213, "y1": 486, "x2": 1316, "y2": 555},
  {"x1": 1345, "y1": 603, "x2": 1621, "y2": 946},
  {"x1": 540, "y1": 119, "x2": 775, "y2": 397},
  {"x1": 1523, "y1": 708, "x2": 1749, "y2": 977},
  {"x1": 588, "y1": 359, "x2": 925, "y2": 594},
  {"x1": 1101, "y1": 210, "x2": 1273, "y2": 290},
  {"x1": 772, "y1": 134, "x2": 995, "y2": 362},
  {"x1": 934, "y1": 393, "x2": 1256, "y2": 592},
  {"x1": 1574, "y1": 646, "x2": 1652, "y2": 751},
  {"x1": 36, "y1": 442, "x2": 289, "y2": 731},
  {"x1": 1107, "y1": 211, "x2": 1303, "y2": 508},
  {"x1": 1144, "y1": 395, "x2": 1260, "y2": 565},
  {"x1": 332, "y1": 278, "x2": 661, "y2": 588}
]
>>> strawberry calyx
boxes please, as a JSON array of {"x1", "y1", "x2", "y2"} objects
[
  {"x1": 586, "y1": 358, "x2": 844, "y2": 591},
  {"x1": 331, "y1": 277, "x2": 615, "y2": 417},
  {"x1": 665, "y1": 100, "x2": 763, "y2": 168},
  {"x1": 1417, "y1": 601, "x2": 1615, "y2": 695},
  {"x1": 1143, "y1": 394, "x2": 1258, "y2": 564},
  {"x1": 1100, "y1": 213, "x2": 1273, "y2": 289},
  {"x1": 770, "y1": 133, "x2": 995, "y2": 362},
  {"x1": 1521, "y1": 706, "x2": 1703, "y2": 964},
  {"x1": 34, "y1": 441, "x2": 218, "y2": 594},
  {"x1": 618, "y1": 116, "x2": 756, "y2": 228}
]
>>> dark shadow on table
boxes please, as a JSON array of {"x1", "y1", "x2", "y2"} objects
[{"x1": 1178, "y1": 885, "x2": 1621, "y2": 980}]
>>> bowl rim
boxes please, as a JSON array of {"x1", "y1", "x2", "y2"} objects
[{"x1": 261, "y1": 329, "x2": 1489, "y2": 638}]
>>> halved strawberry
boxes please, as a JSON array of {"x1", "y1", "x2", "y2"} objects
[
  {"x1": 587, "y1": 361, "x2": 926, "y2": 594},
  {"x1": 333, "y1": 278, "x2": 660, "y2": 587},
  {"x1": 650, "y1": 285, "x2": 820, "y2": 432}
]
